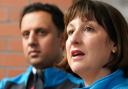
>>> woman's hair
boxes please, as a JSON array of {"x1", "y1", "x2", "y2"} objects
[{"x1": 63, "y1": 0, "x2": 128, "y2": 77}]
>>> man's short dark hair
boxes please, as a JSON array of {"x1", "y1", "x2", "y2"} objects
[{"x1": 20, "y1": 2, "x2": 64, "y2": 33}]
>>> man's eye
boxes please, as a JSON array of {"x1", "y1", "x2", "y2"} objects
[
  {"x1": 36, "y1": 28, "x2": 47, "y2": 36},
  {"x1": 22, "y1": 31, "x2": 29, "y2": 38}
]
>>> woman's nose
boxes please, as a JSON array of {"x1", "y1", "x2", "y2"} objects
[{"x1": 70, "y1": 31, "x2": 81, "y2": 45}]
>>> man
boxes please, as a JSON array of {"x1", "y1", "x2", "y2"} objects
[{"x1": 0, "y1": 2, "x2": 84, "y2": 89}]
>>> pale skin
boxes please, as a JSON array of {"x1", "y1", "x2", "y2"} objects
[
  {"x1": 20, "y1": 11, "x2": 63, "y2": 70},
  {"x1": 66, "y1": 16, "x2": 117, "y2": 86}
]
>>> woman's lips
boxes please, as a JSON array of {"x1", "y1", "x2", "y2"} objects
[{"x1": 71, "y1": 50, "x2": 85, "y2": 61}]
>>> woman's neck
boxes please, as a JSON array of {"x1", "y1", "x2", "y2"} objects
[{"x1": 79, "y1": 68, "x2": 111, "y2": 86}]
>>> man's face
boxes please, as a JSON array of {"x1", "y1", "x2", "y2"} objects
[{"x1": 20, "y1": 11, "x2": 63, "y2": 69}]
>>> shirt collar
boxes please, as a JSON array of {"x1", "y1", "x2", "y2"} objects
[{"x1": 32, "y1": 67, "x2": 37, "y2": 74}]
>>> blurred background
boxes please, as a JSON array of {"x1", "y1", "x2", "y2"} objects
[
  {"x1": 0, "y1": 0, "x2": 128, "y2": 79},
  {"x1": 99, "y1": 0, "x2": 128, "y2": 21}
]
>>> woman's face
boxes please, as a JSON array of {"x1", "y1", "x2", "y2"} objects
[{"x1": 66, "y1": 16, "x2": 115, "y2": 75}]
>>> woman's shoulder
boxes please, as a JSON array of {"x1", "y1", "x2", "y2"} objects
[{"x1": 112, "y1": 79, "x2": 128, "y2": 89}]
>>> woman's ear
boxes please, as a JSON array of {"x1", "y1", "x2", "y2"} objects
[{"x1": 112, "y1": 43, "x2": 117, "y2": 54}]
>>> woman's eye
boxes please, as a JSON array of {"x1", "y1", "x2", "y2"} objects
[
  {"x1": 67, "y1": 30, "x2": 74, "y2": 36},
  {"x1": 83, "y1": 26, "x2": 94, "y2": 32}
]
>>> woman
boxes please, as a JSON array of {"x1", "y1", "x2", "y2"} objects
[{"x1": 64, "y1": 0, "x2": 128, "y2": 88}]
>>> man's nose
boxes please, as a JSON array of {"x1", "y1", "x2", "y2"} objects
[{"x1": 28, "y1": 32, "x2": 38, "y2": 47}]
